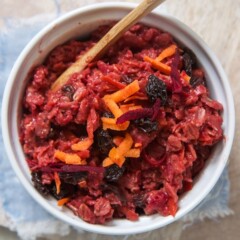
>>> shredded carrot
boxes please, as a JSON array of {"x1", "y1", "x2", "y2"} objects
[
  {"x1": 101, "y1": 115, "x2": 130, "y2": 130},
  {"x1": 180, "y1": 70, "x2": 191, "y2": 84},
  {"x1": 54, "y1": 150, "x2": 66, "y2": 162},
  {"x1": 144, "y1": 56, "x2": 171, "y2": 75},
  {"x1": 117, "y1": 133, "x2": 133, "y2": 156},
  {"x1": 109, "y1": 147, "x2": 126, "y2": 167},
  {"x1": 109, "y1": 80, "x2": 140, "y2": 103},
  {"x1": 54, "y1": 172, "x2": 61, "y2": 195},
  {"x1": 120, "y1": 103, "x2": 135, "y2": 113},
  {"x1": 120, "y1": 104, "x2": 142, "y2": 113},
  {"x1": 156, "y1": 44, "x2": 177, "y2": 62},
  {"x1": 128, "y1": 105, "x2": 142, "y2": 111},
  {"x1": 71, "y1": 138, "x2": 93, "y2": 151},
  {"x1": 102, "y1": 81, "x2": 141, "y2": 131},
  {"x1": 102, "y1": 157, "x2": 114, "y2": 167},
  {"x1": 103, "y1": 97, "x2": 123, "y2": 118},
  {"x1": 124, "y1": 148, "x2": 141, "y2": 158},
  {"x1": 106, "y1": 134, "x2": 140, "y2": 167},
  {"x1": 101, "y1": 117, "x2": 116, "y2": 125},
  {"x1": 107, "y1": 133, "x2": 133, "y2": 167},
  {"x1": 102, "y1": 75, "x2": 126, "y2": 89},
  {"x1": 65, "y1": 154, "x2": 82, "y2": 165},
  {"x1": 113, "y1": 136, "x2": 124, "y2": 146},
  {"x1": 54, "y1": 150, "x2": 83, "y2": 165},
  {"x1": 57, "y1": 197, "x2": 70, "y2": 206},
  {"x1": 134, "y1": 143, "x2": 142, "y2": 148},
  {"x1": 102, "y1": 121, "x2": 129, "y2": 131}
]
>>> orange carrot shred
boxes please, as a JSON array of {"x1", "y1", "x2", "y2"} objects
[
  {"x1": 101, "y1": 117, "x2": 116, "y2": 125},
  {"x1": 128, "y1": 105, "x2": 142, "y2": 111},
  {"x1": 120, "y1": 103, "x2": 135, "y2": 113},
  {"x1": 102, "y1": 75, "x2": 126, "y2": 89},
  {"x1": 71, "y1": 138, "x2": 93, "y2": 151},
  {"x1": 57, "y1": 197, "x2": 70, "y2": 206},
  {"x1": 54, "y1": 150, "x2": 66, "y2": 162},
  {"x1": 113, "y1": 136, "x2": 124, "y2": 146},
  {"x1": 102, "y1": 121, "x2": 129, "y2": 131},
  {"x1": 124, "y1": 148, "x2": 140, "y2": 158},
  {"x1": 107, "y1": 133, "x2": 134, "y2": 167},
  {"x1": 54, "y1": 172, "x2": 61, "y2": 195},
  {"x1": 54, "y1": 150, "x2": 83, "y2": 165},
  {"x1": 134, "y1": 143, "x2": 142, "y2": 148},
  {"x1": 144, "y1": 56, "x2": 171, "y2": 75},
  {"x1": 109, "y1": 147, "x2": 125, "y2": 164},
  {"x1": 65, "y1": 154, "x2": 82, "y2": 165},
  {"x1": 109, "y1": 80, "x2": 140, "y2": 103},
  {"x1": 120, "y1": 104, "x2": 142, "y2": 113},
  {"x1": 103, "y1": 97, "x2": 123, "y2": 118},
  {"x1": 102, "y1": 157, "x2": 114, "y2": 167},
  {"x1": 180, "y1": 70, "x2": 191, "y2": 84},
  {"x1": 156, "y1": 44, "x2": 177, "y2": 62}
]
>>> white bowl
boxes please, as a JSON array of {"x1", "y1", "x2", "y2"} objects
[{"x1": 1, "y1": 2, "x2": 235, "y2": 235}]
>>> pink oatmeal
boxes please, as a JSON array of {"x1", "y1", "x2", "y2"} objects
[{"x1": 20, "y1": 23, "x2": 223, "y2": 224}]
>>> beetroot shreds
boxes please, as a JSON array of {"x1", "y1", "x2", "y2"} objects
[
  {"x1": 117, "y1": 98, "x2": 162, "y2": 124},
  {"x1": 116, "y1": 108, "x2": 152, "y2": 124},
  {"x1": 170, "y1": 51, "x2": 182, "y2": 93}
]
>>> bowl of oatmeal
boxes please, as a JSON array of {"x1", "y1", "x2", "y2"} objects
[{"x1": 1, "y1": 2, "x2": 235, "y2": 235}]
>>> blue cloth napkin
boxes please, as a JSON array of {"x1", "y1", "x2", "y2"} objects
[{"x1": 0, "y1": 14, "x2": 233, "y2": 240}]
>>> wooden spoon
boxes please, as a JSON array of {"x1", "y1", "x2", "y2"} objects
[{"x1": 51, "y1": 0, "x2": 166, "y2": 91}]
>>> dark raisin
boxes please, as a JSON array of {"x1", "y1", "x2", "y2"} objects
[
  {"x1": 66, "y1": 122, "x2": 88, "y2": 137},
  {"x1": 105, "y1": 164, "x2": 126, "y2": 182},
  {"x1": 102, "y1": 112, "x2": 114, "y2": 118},
  {"x1": 190, "y1": 75, "x2": 206, "y2": 88},
  {"x1": 145, "y1": 75, "x2": 167, "y2": 104},
  {"x1": 134, "y1": 118, "x2": 158, "y2": 133},
  {"x1": 133, "y1": 193, "x2": 146, "y2": 208},
  {"x1": 47, "y1": 123, "x2": 59, "y2": 139},
  {"x1": 58, "y1": 172, "x2": 87, "y2": 185},
  {"x1": 49, "y1": 182, "x2": 76, "y2": 200},
  {"x1": 61, "y1": 84, "x2": 75, "y2": 100},
  {"x1": 135, "y1": 207, "x2": 145, "y2": 215},
  {"x1": 31, "y1": 171, "x2": 50, "y2": 196},
  {"x1": 182, "y1": 48, "x2": 196, "y2": 76},
  {"x1": 121, "y1": 74, "x2": 133, "y2": 84},
  {"x1": 96, "y1": 129, "x2": 114, "y2": 154}
]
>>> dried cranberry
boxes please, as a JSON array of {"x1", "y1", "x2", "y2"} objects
[
  {"x1": 96, "y1": 129, "x2": 114, "y2": 154},
  {"x1": 145, "y1": 75, "x2": 167, "y2": 104},
  {"x1": 105, "y1": 164, "x2": 126, "y2": 182},
  {"x1": 134, "y1": 118, "x2": 158, "y2": 133},
  {"x1": 31, "y1": 171, "x2": 50, "y2": 196}
]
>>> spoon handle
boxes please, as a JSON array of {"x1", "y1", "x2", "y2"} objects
[{"x1": 51, "y1": 0, "x2": 166, "y2": 91}]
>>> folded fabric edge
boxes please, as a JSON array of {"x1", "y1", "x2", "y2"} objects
[
  {"x1": 0, "y1": 200, "x2": 71, "y2": 240},
  {"x1": 182, "y1": 204, "x2": 234, "y2": 229}
]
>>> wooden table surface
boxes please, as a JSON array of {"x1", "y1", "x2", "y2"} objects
[{"x1": 1, "y1": 0, "x2": 240, "y2": 239}]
